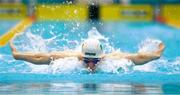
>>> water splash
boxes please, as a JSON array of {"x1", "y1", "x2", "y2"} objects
[
  {"x1": 25, "y1": 57, "x2": 135, "y2": 74},
  {"x1": 98, "y1": 58, "x2": 134, "y2": 74},
  {"x1": 2, "y1": 27, "x2": 180, "y2": 74},
  {"x1": 25, "y1": 32, "x2": 48, "y2": 52},
  {"x1": 88, "y1": 27, "x2": 107, "y2": 41},
  {"x1": 14, "y1": 31, "x2": 48, "y2": 52},
  {"x1": 48, "y1": 57, "x2": 83, "y2": 74},
  {"x1": 87, "y1": 27, "x2": 115, "y2": 53},
  {"x1": 134, "y1": 57, "x2": 180, "y2": 74},
  {"x1": 138, "y1": 38, "x2": 162, "y2": 53}
]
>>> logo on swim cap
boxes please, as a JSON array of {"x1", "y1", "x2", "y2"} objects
[{"x1": 82, "y1": 39, "x2": 103, "y2": 58}]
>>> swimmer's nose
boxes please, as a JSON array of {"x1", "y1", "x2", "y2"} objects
[{"x1": 87, "y1": 62, "x2": 96, "y2": 71}]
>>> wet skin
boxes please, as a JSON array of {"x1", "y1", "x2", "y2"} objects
[
  {"x1": 83, "y1": 57, "x2": 101, "y2": 72},
  {"x1": 86, "y1": 61, "x2": 96, "y2": 72}
]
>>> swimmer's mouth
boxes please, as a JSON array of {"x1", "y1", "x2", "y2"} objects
[
  {"x1": 83, "y1": 57, "x2": 100, "y2": 72},
  {"x1": 87, "y1": 67, "x2": 94, "y2": 72}
]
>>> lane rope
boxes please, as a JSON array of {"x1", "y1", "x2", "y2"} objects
[{"x1": 0, "y1": 16, "x2": 35, "y2": 47}]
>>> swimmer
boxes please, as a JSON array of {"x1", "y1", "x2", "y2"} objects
[{"x1": 10, "y1": 39, "x2": 165, "y2": 72}]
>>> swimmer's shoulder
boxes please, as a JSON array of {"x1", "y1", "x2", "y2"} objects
[
  {"x1": 49, "y1": 51, "x2": 83, "y2": 60},
  {"x1": 102, "y1": 52, "x2": 127, "y2": 59}
]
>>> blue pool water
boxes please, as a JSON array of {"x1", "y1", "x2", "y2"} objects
[
  {"x1": 0, "y1": 20, "x2": 18, "y2": 36},
  {"x1": 0, "y1": 20, "x2": 180, "y2": 94}
]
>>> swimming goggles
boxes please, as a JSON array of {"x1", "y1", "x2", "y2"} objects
[{"x1": 83, "y1": 57, "x2": 100, "y2": 65}]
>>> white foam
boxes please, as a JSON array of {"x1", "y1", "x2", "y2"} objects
[
  {"x1": 175, "y1": 57, "x2": 180, "y2": 65},
  {"x1": 134, "y1": 57, "x2": 180, "y2": 74},
  {"x1": 98, "y1": 58, "x2": 135, "y2": 74},
  {"x1": 26, "y1": 62, "x2": 50, "y2": 73},
  {"x1": 49, "y1": 57, "x2": 83, "y2": 74},
  {"x1": 27, "y1": 57, "x2": 83, "y2": 74},
  {"x1": 25, "y1": 32, "x2": 48, "y2": 52},
  {"x1": 15, "y1": 31, "x2": 48, "y2": 52},
  {"x1": 138, "y1": 38, "x2": 162, "y2": 53},
  {"x1": 26, "y1": 57, "x2": 135, "y2": 74},
  {"x1": 134, "y1": 61, "x2": 157, "y2": 72}
]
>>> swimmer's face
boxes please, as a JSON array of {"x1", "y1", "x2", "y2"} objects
[{"x1": 83, "y1": 57, "x2": 101, "y2": 72}]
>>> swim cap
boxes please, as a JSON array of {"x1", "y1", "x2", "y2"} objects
[{"x1": 82, "y1": 39, "x2": 103, "y2": 58}]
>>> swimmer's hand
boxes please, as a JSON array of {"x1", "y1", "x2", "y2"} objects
[
  {"x1": 132, "y1": 42, "x2": 165, "y2": 65},
  {"x1": 104, "y1": 42, "x2": 165, "y2": 65},
  {"x1": 156, "y1": 43, "x2": 165, "y2": 56},
  {"x1": 138, "y1": 42, "x2": 165, "y2": 57},
  {"x1": 10, "y1": 40, "x2": 17, "y2": 53}
]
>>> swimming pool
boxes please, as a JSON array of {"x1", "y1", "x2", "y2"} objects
[{"x1": 0, "y1": 20, "x2": 180, "y2": 94}]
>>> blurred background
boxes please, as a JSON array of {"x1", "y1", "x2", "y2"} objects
[
  {"x1": 0, "y1": 0, "x2": 179, "y2": 27},
  {"x1": 0, "y1": 0, "x2": 180, "y2": 95}
]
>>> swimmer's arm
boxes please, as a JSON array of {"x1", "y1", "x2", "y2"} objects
[
  {"x1": 50, "y1": 51, "x2": 83, "y2": 60},
  {"x1": 11, "y1": 52, "x2": 82, "y2": 65},
  {"x1": 130, "y1": 43, "x2": 165, "y2": 65},
  {"x1": 104, "y1": 43, "x2": 165, "y2": 65},
  {"x1": 10, "y1": 41, "x2": 51, "y2": 65},
  {"x1": 12, "y1": 52, "x2": 51, "y2": 65},
  {"x1": 125, "y1": 53, "x2": 160, "y2": 65},
  {"x1": 10, "y1": 42, "x2": 82, "y2": 65}
]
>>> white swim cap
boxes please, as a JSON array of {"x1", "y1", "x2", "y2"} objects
[{"x1": 82, "y1": 39, "x2": 103, "y2": 58}]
